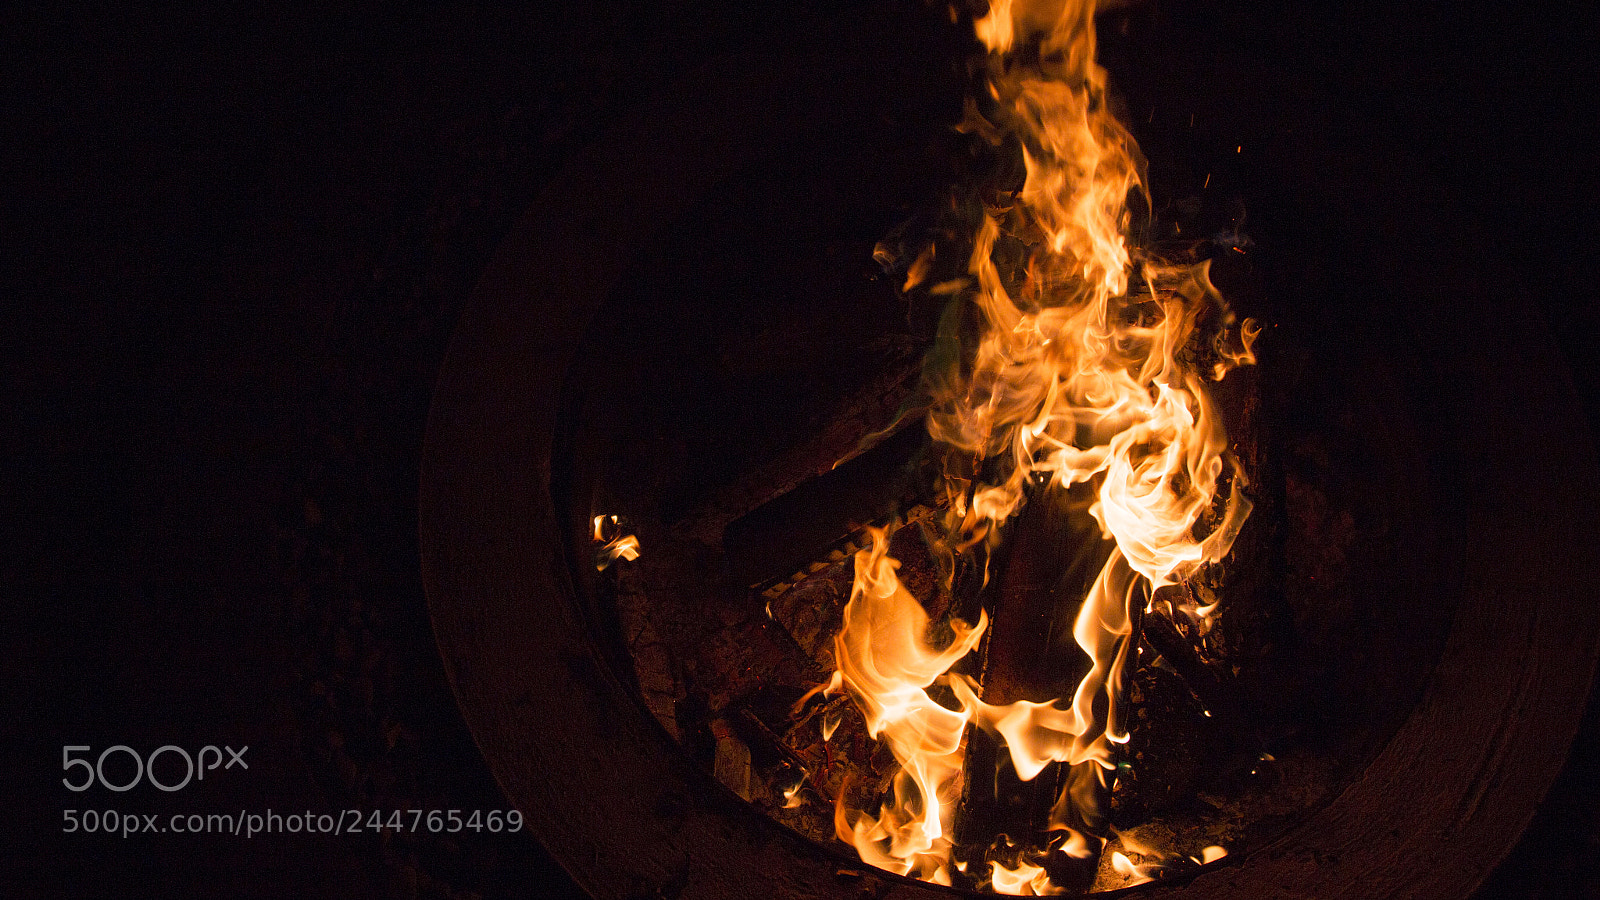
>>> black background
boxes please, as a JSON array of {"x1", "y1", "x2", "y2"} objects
[{"x1": 6, "y1": 0, "x2": 1597, "y2": 897}]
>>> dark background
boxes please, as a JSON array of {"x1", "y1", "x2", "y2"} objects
[{"x1": 5, "y1": 0, "x2": 1596, "y2": 897}]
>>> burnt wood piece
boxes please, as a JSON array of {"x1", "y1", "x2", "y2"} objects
[
  {"x1": 610, "y1": 525, "x2": 827, "y2": 731},
  {"x1": 666, "y1": 347, "x2": 927, "y2": 544},
  {"x1": 722, "y1": 421, "x2": 929, "y2": 589},
  {"x1": 1109, "y1": 664, "x2": 1217, "y2": 830},
  {"x1": 765, "y1": 554, "x2": 855, "y2": 671},
  {"x1": 731, "y1": 706, "x2": 838, "y2": 806},
  {"x1": 1141, "y1": 603, "x2": 1240, "y2": 729},
  {"x1": 976, "y1": 484, "x2": 1108, "y2": 707}
]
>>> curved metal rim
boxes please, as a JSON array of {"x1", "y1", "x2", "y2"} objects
[{"x1": 419, "y1": 9, "x2": 1600, "y2": 898}]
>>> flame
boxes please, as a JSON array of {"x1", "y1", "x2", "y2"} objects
[
  {"x1": 826, "y1": 525, "x2": 986, "y2": 883},
  {"x1": 1061, "y1": 827, "x2": 1102, "y2": 860},
  {"x1": 782, "y1": 781, "x2": 806, "y2": 809},
  {"x1": 1110, "y1": 851, "x2": 1157, "y2": 886},
  {"x1": 821, "y1": 703, "x2": 844, "y2": 742},
  {"x1": 822, "y1": 0, "x2": 1256, "y2": 889},
  {"x1": 992, "y1": 858, "x2": 1061, "y2": 895},
  {"x1": 1104, "y1": 832, "x2": 1228, "y2": 886},
  {"x1": 592, "y1": 515, "x2": 640, "y2": 570},
  {"x1": 1197, "y1": 844, "x2": 1228, "y2": 865}
]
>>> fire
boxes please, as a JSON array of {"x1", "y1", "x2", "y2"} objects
[
  {"x1": 992, "y1": 857, "x2": 1060, "y2": 895},
  {"x1": 592, "y1": 514, "x2": 640, "y2": 570},
  {"x1": 819, "y1": 0, "x2": 1258, "y2": 891},
  {"x1": 826, "y1": 526, "x2": 986, "y2": 883},
  {"x1": 1104, "y1": 837, "x2": 1228, "y2": 887},
  {"x1": 1110, "y1": 851, "x2": 1157, "y2": 886}
]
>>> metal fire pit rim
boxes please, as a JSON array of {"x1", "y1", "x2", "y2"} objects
[{"x1": 418, "y1": 7, "x2": 1600, "y2": 899}]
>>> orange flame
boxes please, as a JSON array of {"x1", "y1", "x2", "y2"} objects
[
  {"x1": 827, "y1": 526, "x2": 986, "y2": 883},
  {"x1": 825, "y1": 0, "x2": 1254, "y2": 889},
  {"x1": 592, "y1": 515, "x2": 640, "y2": 570}
]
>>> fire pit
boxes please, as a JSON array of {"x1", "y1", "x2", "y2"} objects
[{"x1": 420, "y1": 3, "x2": 1600, "y2": 897}]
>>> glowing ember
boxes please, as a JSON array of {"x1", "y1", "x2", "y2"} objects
[{"x1": 819, "y1": 0, "x2": 1258, "y2": 890}]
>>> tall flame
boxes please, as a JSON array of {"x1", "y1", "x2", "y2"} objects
[{"x1": 824, "y1": 0, "x2": 1257, "y2": 889}]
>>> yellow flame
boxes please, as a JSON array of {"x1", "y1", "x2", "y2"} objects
[
  {"x1": 1110, "y1": 851, "x2": 1155, "y2": 886},
  {"x1": 991, "y1": 858, "x2": 1061, "y2": 895},
  {"x1": 827, "y1": 526, "x2": 986, "y2": 883},
  {"x1": 821, "y1": 704, "x2": 843, "y2": 742},
  {"x1": 1061, "y1": 827, "x2": 1102, "y2": 860},
  {"x1": 825, "y1": 0, "x2": 1256, "y2": 889},
  {"x1": 783, "y1": 782, "x2": 806, "y2": 809}
]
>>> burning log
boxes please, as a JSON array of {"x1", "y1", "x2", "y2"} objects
[
  {"x1": 977, "y1": 486, "x2": 1109, "y2": 709},
  {"x1": 955, "y1": 483, "x2": 1113, "y2": 888}
]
